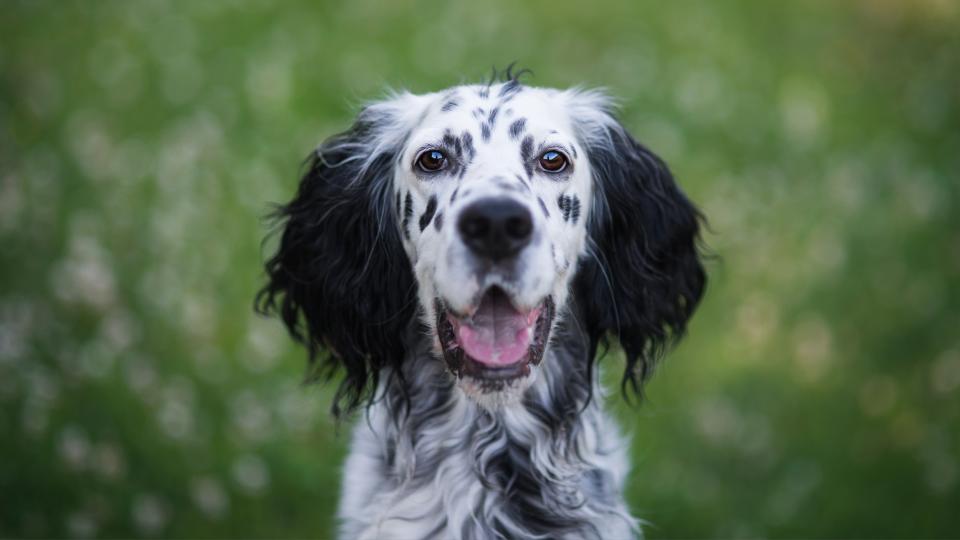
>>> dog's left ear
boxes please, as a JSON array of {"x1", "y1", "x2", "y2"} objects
[{"x1": 568, "y1": 91, "x2": 707, "y2": 397}]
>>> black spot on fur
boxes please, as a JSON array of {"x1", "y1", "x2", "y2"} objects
[
  {"x1": 453, "y1": 136, "x2": 463, "y2": 159},
  {"x1": 443, "y1": 130, "x2": 456, "y2": 149},
  {"x1": 538, "y1": 197, "x2": 550, "y2": 218},
  {"x1": 450, "y1": 186, "x2": 459, "y2": 204},
  {"x1": 462, "y1": 131, "x2": 475, "y2": 160},
  {"x1": 520, "y1": 135, "x2": 534, "y2": 177},
  {"x1": 487, "y1": 107, "x2": 499, "y2": 128},
  {"x1": 558, "y1": 194, "x2": 573, "y2": 222},
  {"x1": 570, "y1": 195, "x2": 581, "y2": 224},
  {"x1": 509, "y1": 118, "x2": 526, "y2": 140},
  {"x1": 434, "y1": 211, "x2": 443, "y2": 231},
  {"x1": 481, "y1": 123, "x2": 491, "y2": 142},
  {"x1": 570, "y1": 143, "x2": 578, "y2": 159},
  {"x1": 403, "y1": 192, "x2": 414, "y2": 236},
  {"x1": 478, "y1": 86, "x2": 489, "y2": 99},
  {"x1": 515, "y1": 173, "x2": 529, "y2": 190},
  {"x1": 395, "y1": 190, "x2": 401, "y2": 216},
  {"x1": 419, "y1": 195, "x2": 437, "y2": 231},
  {"x1": 441, "y1": 99, "x2": 459, "y2": 112}
]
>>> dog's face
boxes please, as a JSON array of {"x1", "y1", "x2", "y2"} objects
[
  {"x1": 393, "y1": 84, "x2": 592, "y2": 402},
  {"x1": 258, "y1": 76, "x2": 706, "y2": 416}
]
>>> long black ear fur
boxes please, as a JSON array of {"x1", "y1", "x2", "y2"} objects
[
  {"x1": 574, "y1": 121, "x2": 707, "y2": 398},
  {"x1": 256, "y1": 113, "x2": 416, "y2": 418}
]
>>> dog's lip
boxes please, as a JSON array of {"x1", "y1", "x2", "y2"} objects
[{"x1": 444, "y1": 287, "x2": 536, "y2": 319}]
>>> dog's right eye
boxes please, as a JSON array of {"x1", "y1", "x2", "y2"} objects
[{"x1": 416, "y1": 150, "x2": 448, "y2": 172}]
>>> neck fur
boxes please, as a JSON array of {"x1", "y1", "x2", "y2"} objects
[{"x1": 356, "y1": 312, "x2": 636, "y2": 539}]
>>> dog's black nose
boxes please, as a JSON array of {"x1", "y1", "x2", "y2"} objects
[{"x1": 458, "y1": 197, "x2": 533, "y2": 261}]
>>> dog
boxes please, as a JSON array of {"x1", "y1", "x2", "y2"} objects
[{"x1": 257, "y1": 69, "x2": 706, "y2": 539}]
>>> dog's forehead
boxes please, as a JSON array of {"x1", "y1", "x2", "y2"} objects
[{"x1": 416, "y1": 85, "x2": 573, "y2": 137}]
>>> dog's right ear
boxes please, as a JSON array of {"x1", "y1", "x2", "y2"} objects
[{"x1": 256, "y1": 93, "x2": 427, "y2": 418}]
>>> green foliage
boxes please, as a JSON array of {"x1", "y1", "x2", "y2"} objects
[{"x1": 2, "y1": 0, "x2": 958, "y2": 537}]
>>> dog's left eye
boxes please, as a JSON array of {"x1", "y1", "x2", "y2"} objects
[
  {"x1": 538, "y1": 150, "x2": 568, "y2": 173},
  {"x1": 416, "y1": 150, "x2": 448, "y2": 172}
]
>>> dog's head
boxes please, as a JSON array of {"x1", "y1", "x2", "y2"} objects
[{"x1": 258, "y1": 74, "x2": 705, "y2": 415}]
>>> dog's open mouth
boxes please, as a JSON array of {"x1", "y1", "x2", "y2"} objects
[{"x1": 436, "y1": 288, "x2": 555, "y2": 389}]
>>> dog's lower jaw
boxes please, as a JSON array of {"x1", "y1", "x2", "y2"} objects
[
  {"x1": 337, "y1": 322, "x2": 638, "y2": 540},
  {"x1": 457, "y1": 370, "x2": 538, "y2": 410}
]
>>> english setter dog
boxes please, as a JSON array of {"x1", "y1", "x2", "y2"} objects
[{"x1": 258, "y1": 70, "x2": 706, "y2": 539}]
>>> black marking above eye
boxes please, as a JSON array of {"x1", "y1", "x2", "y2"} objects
[
  {"x1": 462, "y1": 131, "x2": 475, "y2": 160},
  {"x1": 508, "y1": 118, "x2": 526, "y2": 140},
  {"x1": 453, "y1": 135, "x2": 463, "y2": 158},
  {"x1": 419, "y1": 195, "x2": 438, "y2": 232},
  {"x1": 442, "y1": 131, "x2": 456, "y2": 148}
]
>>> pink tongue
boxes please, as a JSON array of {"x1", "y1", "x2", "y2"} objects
[{"x1": 455, "y1": 290, "x2": 536, "y2": 366}]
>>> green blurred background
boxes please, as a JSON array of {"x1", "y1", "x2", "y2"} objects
[{"x1": 2, "y1": 0, "x2": 958, "y2": 537}]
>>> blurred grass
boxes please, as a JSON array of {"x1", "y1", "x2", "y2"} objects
[{"x1": 2, "y1": 0, "x2": 959, "y2": 537}]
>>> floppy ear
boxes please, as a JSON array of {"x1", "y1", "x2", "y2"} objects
[
  {"x1": 256, "y1": 95, "x2": 424, "y2": 418},
  {"x1": 570, "y1": 93, "x2": 707, "y2": 398}
]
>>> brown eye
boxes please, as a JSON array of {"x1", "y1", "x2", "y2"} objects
[
  {"x1": 417, "y1": 150, "x2": 447, "y2": 172},
  {"x1": 538, "y1": 150, "x2": 568, "y2": 173}
]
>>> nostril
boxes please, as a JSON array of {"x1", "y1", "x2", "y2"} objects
[
  {"x1": 460, "y1": 215, "x2": 489, "y2": 240},
  {"x1": 505, "y1": 215, "x2": 532, "y2": 240}
]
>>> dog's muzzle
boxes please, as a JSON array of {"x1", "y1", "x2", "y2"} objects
[{"x1": 436, "y1": 287, "x2": 555, "y2": 390}]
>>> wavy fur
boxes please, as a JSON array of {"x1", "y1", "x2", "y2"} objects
[{"x1": 258, "y1": 73, "x2": 706, "y2": 538}]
